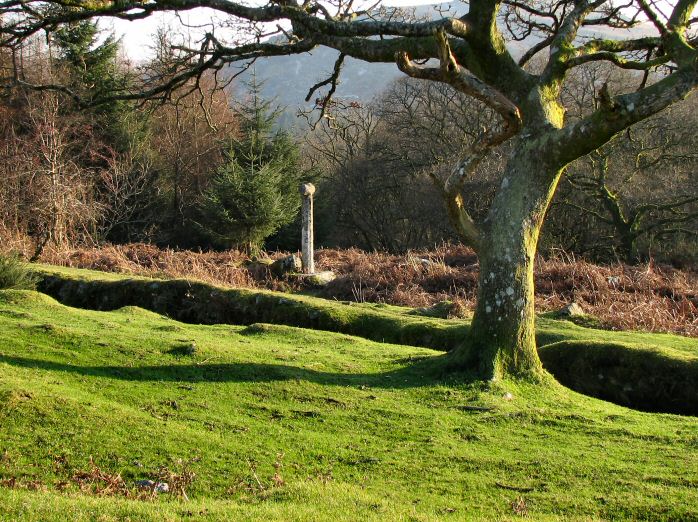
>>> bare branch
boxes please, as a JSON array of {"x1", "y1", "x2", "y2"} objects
[
  {"x1": 396, "y1": 32, "x2": 522, "y2": 151},
  {"x1": 304, "y1": 52, "x2": 346, "y2": 128},
  {"x1": 556, "y1": 65, "x2": 698, "y2": 165},
  {"x1": 567, "y1": 50, "x2": 669, "y2": 69},
  {"x1": 636, "y1": 0, "x2": 668, "y2": 35}
]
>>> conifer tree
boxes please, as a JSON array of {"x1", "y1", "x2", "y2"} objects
[
  {"x1": 52, "y1": 20, "x2": 135, "y2": 151},
  {"x1": 197, "y1": 80, "x2": 306, "y2": 252}
]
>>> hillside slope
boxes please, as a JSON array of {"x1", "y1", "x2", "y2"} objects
[{"x1": 1, "y1": 288, "x2": 697, "y2": 520}]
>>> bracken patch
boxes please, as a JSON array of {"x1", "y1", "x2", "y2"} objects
[{"x1": 23, "y1": 242, "x2": 698, "y2": 337}]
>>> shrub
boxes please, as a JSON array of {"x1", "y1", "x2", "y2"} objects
[{"x1": 0, "y1": 254, "x2": 39, "y2": 290}]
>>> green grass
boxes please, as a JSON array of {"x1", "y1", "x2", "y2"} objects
[
  {"x1": 0, "y1": 254, "x2": 38, "y2": 291},
  {"x1": 1, "y1": 287, "x2": 697, "y2": 520},
  {"x1": 34, "y1": 264, "x2": 698, "y2": 413}
]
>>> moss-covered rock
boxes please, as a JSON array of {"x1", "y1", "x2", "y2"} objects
[{"x1": 409, "y1": 300, "x2": 469, "y2": 319}]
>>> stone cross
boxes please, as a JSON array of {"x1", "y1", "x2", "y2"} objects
[{"x1": 299, "y1": 182, "x2": 316, "y2": 274}]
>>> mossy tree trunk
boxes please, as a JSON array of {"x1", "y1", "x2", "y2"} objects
[{"x1": 448, "y1": 133, "x2": 564, "y2": 379}]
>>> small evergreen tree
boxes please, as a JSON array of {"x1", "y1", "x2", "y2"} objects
[
  {"x1": 53, "y1": 21, "x2": 123, "y2": 100},
  {"x1": 52, "y1": 20, "x2": 138, "y2": 151},
  {"x1": 197, "y1": 80, "x2": 306, "y2": 252}
]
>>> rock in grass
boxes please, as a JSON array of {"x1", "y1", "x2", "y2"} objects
[
  {"x1": 270, "y1": 255, "x2": 302, "y2": 276},
  {"x1": 244, "y1": 258, "x2": 274, "y2": 278},
  {"x1": 245, "y1": 255, "x2": 302, "y2": 278},
  {"x1": 410, "y1": 300, "x2": 459, "y2": 319},
  {"x1": 135, "y1": 479, "x2": 169, "y2": 493},
  {"x1": 557, "y1": 302, "x2": 585, "y2": 317},
  {"x1": 305, "y1": 271, "x2": 336, "y2": 287},
  {"x1": 287, "y1": 271, "x2": 336, "y2": 288}
]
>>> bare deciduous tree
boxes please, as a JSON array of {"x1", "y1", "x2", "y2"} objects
[
  {"x1": 308, "y1": 79, "x2": 503, "y2": 251},
  {"x1": 19, "y1": 93, "x2": 101, "y2": 259},
  {"x1": 542, "y1": 62, "x2": 698, "y2": 263}
]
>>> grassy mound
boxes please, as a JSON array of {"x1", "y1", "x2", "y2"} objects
[
  {"x1": 1, "y1": 289, "x2": 697, "y2": 520},
  {"x1": 33, "y1": 265, "x2": 698, "y2": 416},
  {"x1": 37, "y1": 242, "x2": 698, "y2": 336},
  {"x1": 36, "y1": 265, "x2": 469, "y2": 351},
  {"x1": 539, "y1": 340, "x2": 698, "y2": 415}
]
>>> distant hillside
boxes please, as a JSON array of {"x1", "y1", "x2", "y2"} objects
[
  {"x1": 236, "y1": 51, "x2": 399, "y2": 112},
  {"x1": 232, "y1": 2, "x2": 465, "y2": 123}
]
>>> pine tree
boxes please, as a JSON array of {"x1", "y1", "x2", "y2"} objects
[
  {"x1": 53, "y1": 21, "x2": 122, "y2": 100},
  {"x1": 197, "y1": 80, "x2": 306, "y2": 252},
  {"x1": 52, "y1": 20, "x2": 136, "y2": 151}
]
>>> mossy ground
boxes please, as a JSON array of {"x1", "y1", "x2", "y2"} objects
[{"x1": 1, "y1": 279, "x2": 697, "y2": 520}]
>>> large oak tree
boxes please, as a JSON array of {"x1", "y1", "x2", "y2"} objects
[{"x1": 3, "y1": 0, "x2": 697, "y2": 379}]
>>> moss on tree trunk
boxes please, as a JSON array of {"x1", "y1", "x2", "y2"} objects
[{"x1": 449, "y1": 137, "x2": 564, "y2": 379}]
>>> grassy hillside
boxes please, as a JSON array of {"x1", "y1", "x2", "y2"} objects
[
  {"x1": 35, "y1": 264, "x2": 698, "y2": 413},
  {"x1": 1, "y1": 287, "x2": 697, "y2": 520}
]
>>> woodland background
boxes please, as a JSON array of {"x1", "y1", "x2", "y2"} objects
[{"x1": 1, "y1": 20, "x2": 696, "y2": 336}]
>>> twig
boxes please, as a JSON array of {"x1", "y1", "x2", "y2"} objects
[{"x1": 495, "y1": 481, "x2": 536, "y2": 492}]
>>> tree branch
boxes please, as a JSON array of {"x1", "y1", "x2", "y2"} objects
[
  {"x1": 635, "y1": 195, "x2": 698, "y2": 217},
  {"x1": 668, "y1": 0, "x2": 698, "y2": 31},
  {"x1": 541, "y1": 0, "x2": 618, "y2": 86},
  {"x1": 567, "y1": 51, "x2": 669, "y2": 70},
  {"x1": 559, "y1": 199, "x2": 615, "y2": 225},
  {"x1": 636, "y1": 0, "x2": 668, "y2": 35},
  {"x1": 396, "y1": 32, "x2": 522, "y2": 151},
  {"x1": 555, "y1": 65, "x2": 698, "y2": 166},
  {"x1": 304, "y1": 52, "x2": 346, "y2": 128},
  {"x1": 392, "y1": 29, "x2": 524, "y2": 251}
]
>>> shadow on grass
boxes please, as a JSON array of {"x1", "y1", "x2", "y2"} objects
[{"x1": 0, "y1": 353, "x2": 479, "y2": 389}]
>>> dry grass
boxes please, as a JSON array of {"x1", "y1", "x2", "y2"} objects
[
  {"x1": 13, "y1": 241, "x2": 697, "y2": 337},
  {"x1": 40, "y1": 243, "x2": 258, "y2": 288},
  {"x1": 317, "y1": 246, "x2": 697, "y2": 337},
  {"x1": 316, "y1": 246, "x2": 479, "y2": 310},
  {"x1": 533, "y1": 253, "x2": 698, "y2": 337},
  {"x1": 68, "y1": 457, "x2": 194, "y2": 500},
  {"x1": 71, "y1": 457, "x2": 152, "y2": 499},
  {"x1": 0, "y1": 225, "x2": 34, "y2": 258}
]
